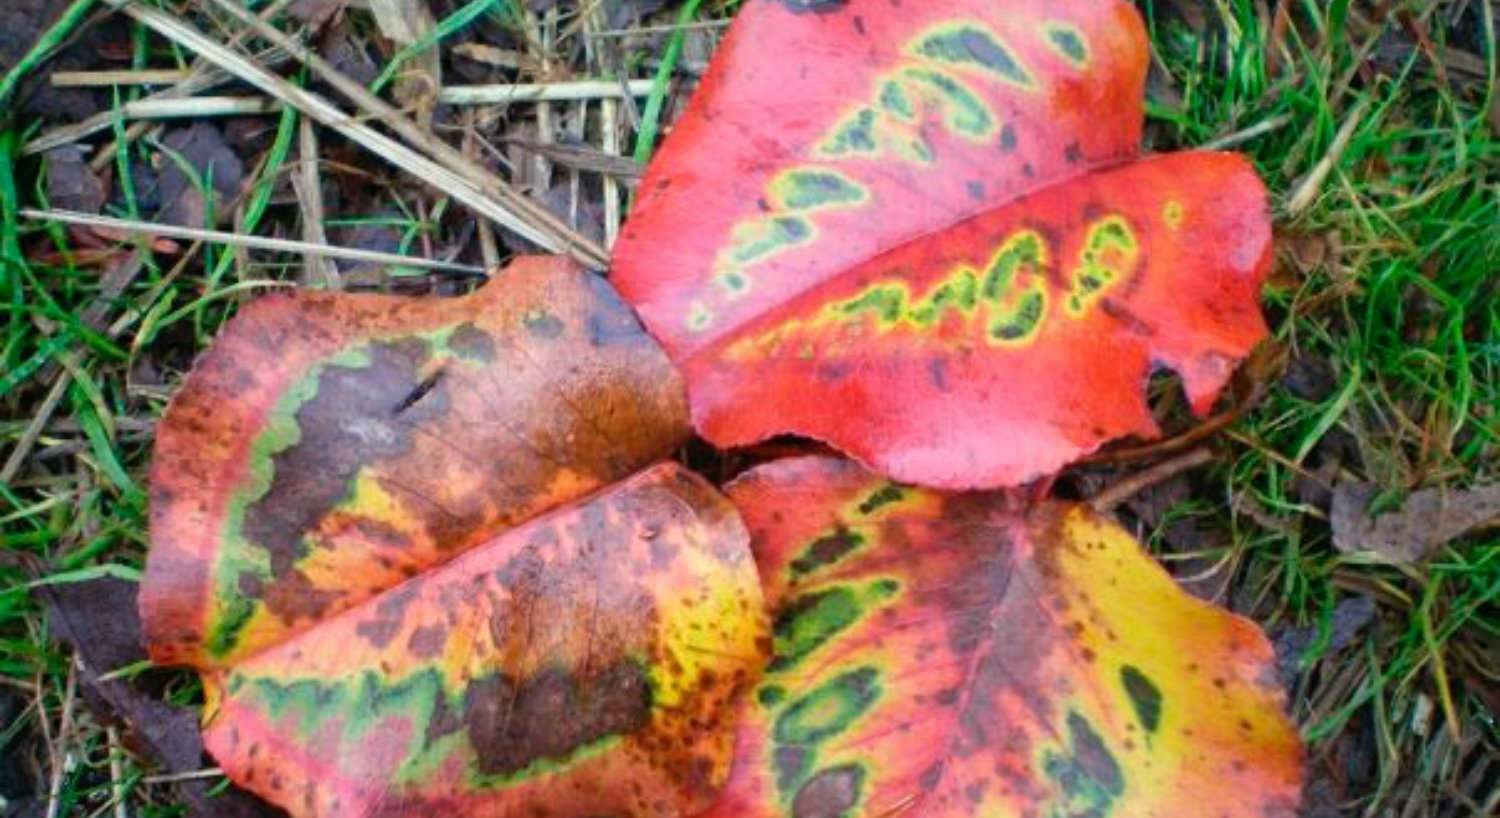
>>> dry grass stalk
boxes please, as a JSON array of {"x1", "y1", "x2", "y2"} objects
[
  {"x1": 25, "y1": 0, "x2": 298, "y2": 158},
  {"x1": 22, "y1": 209, "x2": 489, "y2": 275},
  {"x1": 439, "y1": 79, "x2": 655, "y2": 105},
  {"x1": 114, "y1": 95, "x2": 279, "y2": 119},
  {"x1": 1287, "y1": 98, "x2": 1371, "y2": 215},
  {"x1": 294, "y1": 117, "x2": 339, "y2": 288},
  {"x1": 98, "y1": 0, "x2": 603, "y2": 265},
  {"x1": 193, "y1": 0, "x2": 610, "y2": 267},
  {"x1": 50, "y1": 68, "x2": 194, "y2": 86}
]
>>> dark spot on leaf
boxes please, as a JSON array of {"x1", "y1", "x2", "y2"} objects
[
  {"x1": 352, "y1": 585, "x2": 419, "y2": 649},
  {"x1": 464, "y1": 660, "x2": 652, "y2": 777},
  {"x1": 393, "y1": 369, "x2": 445, "y2": 416},
  {"x1": 407, "y1": 624, "x2": 447, "y2": 659},
  {"x1": 817, "y1": 362, "x2": 851, "y2": 383},
  {"x1": 770, "y1": 0, "x2": 849, "y2": 15},
  {"x1": 912, "y1": 25, "x2": 1030, "y2": 85},
  {"x1": 789, "y1": 525, "x2": 865, "y2": 576},
  {"x1": 447, "y1": 322, "x2": 496, "y2": 361},
  {"x1": 998, "y1": 123, "x2": 1018, "y2": 153},
  {"x1": 1120, "y1": 665, "x2": 1162, "y2": 733},
  {"x1": 1048, "y1": 27, "x2": 1088, "y2": 63},
  {"x1": 758, "y1": 685, "x2": 787, "y2": 708},
  {"x1": 857, "y1": 484, "x2": 905, "y2": 514},
  {"x1": 966, "y1": 180, "x2": 985, "y2": 200},
  {"x1": 522, "y1": 311, "x2": 565, "y2": 341},
  {"x1": 1043, "y1": 711, "x2": 1124, "y2": 810},
  {"x1": 424, "y1": 686, "x2": 464, "y2": 745},
  {"x1": 928, "y1": 357, "x2": 950, "y2": 391},
  {"x1": 792, "y1": 764, "x2": 864, "y2": 818}
]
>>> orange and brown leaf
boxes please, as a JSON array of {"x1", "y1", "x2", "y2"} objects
[
  {"x1": 611, "y1": 0, "x2": 1272, "y2": 488},
  {"x1": 144, "y1": 257, "x2": 770, "y2": 818},
  {"x1": 205, "y1": 463, "x2": 764, "y2": 818},
  {"x1": 713, "y1": 456, "x2": 1302, "y2": 818},
  {"x1": 145, "y1": 256, "x2": 688, "y2": 668}
]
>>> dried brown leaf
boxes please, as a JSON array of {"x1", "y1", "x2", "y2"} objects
[{"x1": 1331, "y1": 481, "x2": 1500, "y2": 563}]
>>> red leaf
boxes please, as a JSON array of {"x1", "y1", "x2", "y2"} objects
[
  {"x1": 714, "y1": 455, "x2": 1304, "y2": 817},
  {"x1": 612, "y1": 0, "x2": 1272, "y2": 488}
]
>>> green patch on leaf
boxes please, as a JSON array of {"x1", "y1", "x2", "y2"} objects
[
  {"x1": 910, "y1": 22, "x2": 1032, "y2": 87},
  {"x1": 773, "y1": 666, "x2": 882, "y2": 746}
]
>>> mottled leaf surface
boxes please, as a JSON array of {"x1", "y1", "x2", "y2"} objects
[
  {"x1": 712, "y1": 456, "x2": 1302, "y2": 818},
  {"x1": 612, "y1": 0, "x2": 1272, "y2": 488},
  {"x1": 145, "y1": 256, "x2": 688, "y2": 668},
  {"x1": 206, "y1": 462, "x2": 765, "y2": 818}
]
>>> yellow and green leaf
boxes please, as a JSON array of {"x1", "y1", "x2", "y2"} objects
[{"x1": 710, "y1": 456, "x2": 1303, "y2": 818}]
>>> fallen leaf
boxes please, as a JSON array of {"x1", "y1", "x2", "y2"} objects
[
  {"x1": 286, "y1": 0, "x2": 350, "y2": 28},
  {"x1": 37, "y1": 578, "x2": 285, "y2": 818},
  {"x1": 44, "y1": 146, "x2": 108, "y2": 214},
  {"x1": 205, "y1": 462, "x2": 764, "y2": 818},
  {"x1": 321, "y1": 17, "x2": 380, "y2": 87},
  {"x1": 1330, "y1": 481, "x2": 1500, "y2": 563},
  {"x1": 1281, "y1": 354, "x2": 1339, "y2": 402},
  {"x1": 612, "y1": 0, "x2": 1272, "y2": 489},
  {"x1": 145, "y1": 256, "x2": 689, "y2": 668},
  {"x1": 1272, "y1": 595, "x2": 1377, "y2": 687},
  {"x1": 156, "y1": 122, "x2": 247, "y2": 228},
  {"x1": 713, "y1": 455, "x2": 1303, "y2": 817},
  {"x1": 0, "y1": 0, "x2": 108, "y2": 121}
]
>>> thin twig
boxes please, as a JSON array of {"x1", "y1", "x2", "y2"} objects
[
  {"x1": 602, "y1": 97, "x2": 623, "y2": 246},
  {"x1": 106, "y1": 727, "x2": 129, "y2": 818},
  {"x1": 21, "y1": 209, "x2": 488, "y2": 275},
  {"x1": 1089, "y1": 447, "x2": 1217, "y2": 513},
  {"x1": 44, "y1": 664, "x2": 78, "y2": 818},
  {"x1": 111, "y1": 96, "x2": 279, "y2": 120},
  {"x1": 294, "y1": 117, "x2": 338, "y2": 287},
  {"x1": 138, "y1": 767, "x2": 224, "y2": 785},
  {"x1": 588, "y1": 19, "x2": 730, "y2": 38},
  {"x1": 50, "y1": 68, "x2": 192, "y2": 86},
  {"x1": 439, "y1": 79, "x2": 654, "y2": 104}
]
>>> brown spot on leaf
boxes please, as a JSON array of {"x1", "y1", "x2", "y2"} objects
[
  {"x1": 792, "y1": 764, "x2": 863, "y2": 818},
  {"x1": 245, "y1": 337, "x2": 448, "y2": 597},
  {"x1": 464, "y1": 661, "x2": 653, "y2": 777}
]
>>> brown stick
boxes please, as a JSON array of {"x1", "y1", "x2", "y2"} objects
[{"x1": 1089, "y1": 447, "x2": 1216, "y2": 513}]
